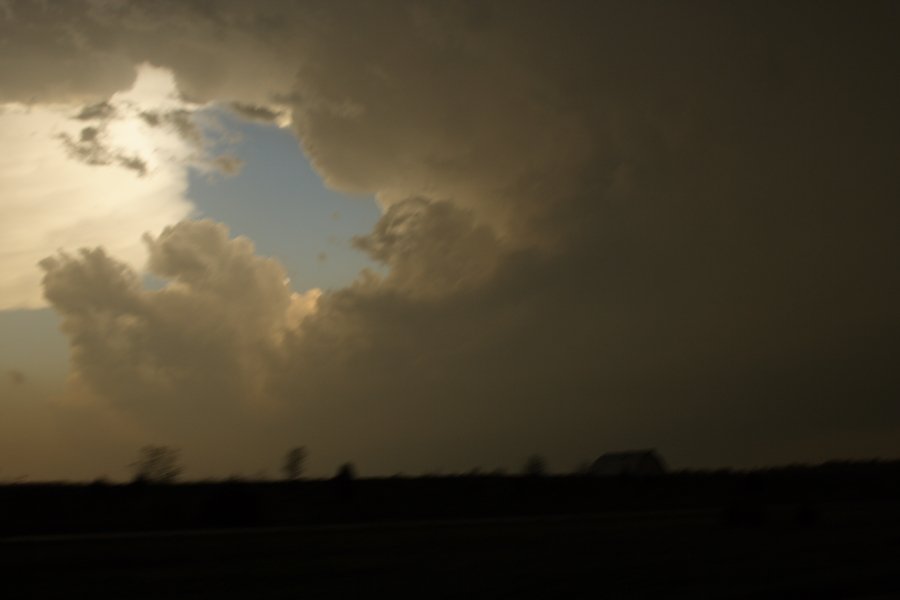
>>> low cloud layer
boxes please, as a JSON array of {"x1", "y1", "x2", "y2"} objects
[{"x1": 3, "y1": 1, "x2": 899, "y2": 475}]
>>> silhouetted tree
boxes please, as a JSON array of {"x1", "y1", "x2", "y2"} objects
[
  {"x1": 130, "y1": 445, "x2": 182, "y2": 483},
  {"x1": 523, "y1": 454, "x2": 547, "y2": 477},
  {"x1": 335, "y1": 462, "x2": 356, "y2": 481},
  {"x1": 282, "y1": 446, "x2": 307, "y2": 481}
]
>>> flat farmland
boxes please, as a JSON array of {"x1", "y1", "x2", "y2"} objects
[{"x1": 3, "y1": 503, "x2": 899, "y2": 598}]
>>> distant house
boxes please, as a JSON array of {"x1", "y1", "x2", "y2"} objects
[{"x1": 590, "y1": 450, "x2": 667, "y2": 477}]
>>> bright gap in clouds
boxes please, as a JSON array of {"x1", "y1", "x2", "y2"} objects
[
  {"x1": 0, "y1": 64, "x2": 197, "y2": 396},
  {"x1": 0, "y1": 64, "x2": 196, "y2": 311},
  {"x1": 0, "y1": 63, "x2": 380, "y2": 399},
  {"x1": 187, "y1": 107, "x2": 383, "y2": 292}
]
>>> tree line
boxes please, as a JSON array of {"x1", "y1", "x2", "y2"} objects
[{"x1": 129, "y1": 445, "x2": 549, "y2": 483}]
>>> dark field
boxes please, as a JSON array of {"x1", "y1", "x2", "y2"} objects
[
  {"x1": 3, "y1": 503, "x2": 900, "y2": 598},
  {"x1": 3, "y1": 465, "x2": 900, "y2": 598}
]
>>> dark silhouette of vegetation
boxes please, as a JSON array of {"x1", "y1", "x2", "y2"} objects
[
  {"x1": 1, "y1": 455, "x2": 898, "y2": 598},
  {"x1": 522, "y1": 454, "x2": 546, "y2": 477},
  {"x1": 3, "y1": 467, "x2": 899, "y2": 599},
  {"x1": 129, "y1": 445, "x2": 182, "y2": 483},
  {"x1": 1, "y1": 458, "x2": 899, "y2": 540},
  {"x1": 334, "y1": 462, "x2": 356, "y2": 481},
  {"x1": 590, "y1": 449, "x2": 667, "y2": 476},
  {"x1": 573, "y1": 460, "x2": 593, "y2": 475},
  {"x1": 282, "y1": 446, "x2": 307, "y2": 481}
]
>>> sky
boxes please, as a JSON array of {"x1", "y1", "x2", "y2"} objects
[{"x1": 1, "y1": 1, "x2": 898, "y2": 481}]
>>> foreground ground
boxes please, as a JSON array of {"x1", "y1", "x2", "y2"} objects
[{"x1": 3, "y1": 502, "x2": 899, "y2": 598}]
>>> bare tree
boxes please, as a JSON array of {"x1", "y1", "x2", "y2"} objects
[
  {"x1": 282, "y1": 446, "x2": 307, "y2": 481},
  {"x1": 130, "y1": 445, "x2": 182, "y2": 483}
]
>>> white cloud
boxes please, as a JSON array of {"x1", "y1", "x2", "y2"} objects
[
  {"x1": 0, "y1": 65, "x2": 196, "y2": 309},
  {"x1": 39, "y1": 220, "x2": 321, "y2": 474}
]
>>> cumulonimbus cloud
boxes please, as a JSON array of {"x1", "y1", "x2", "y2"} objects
[
  {"x1": 3, "y1": 1, "x2": 899, "y2": 475},
  {"x1": 40, "y1": 219, "x2": 321, "y2": 474}
]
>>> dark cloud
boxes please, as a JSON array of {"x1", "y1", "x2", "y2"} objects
[
  {"x1": 116, "y1": 155, "x2": 148, "y2": 176},
  {"x1": 139, "y1": 109, "x2": 203, "y2": 145},
  {"x1": 211, "y1": 154, "x2": 243, "y2": 175},
  {"x1": 56, "y1": 92, "x2": 230, "y2": 180},
  {"x1": 229, "y1": 102, "x2": 284, "y2": 124},
  {"x1": 6, "y1": 369, "x2": 26, "y2": 386},
  {"x1": 58, "y1": 129, "x2": 148, "y2": 176},
  {"x1": 352, "y1": 198, "x2": 502, "y2": 297},
  {"x1": 58, "y1": 129, "x2": 109, "y2": 166},
  {"x1": 139, "y1": 108, "x2": 244, "y2": 175},
  {"x1": 13, "y1": 1, "x2": 900, "y2": 473},
  {"x1": 76, "y1": 102, "x2": 116, "y2": 121}
]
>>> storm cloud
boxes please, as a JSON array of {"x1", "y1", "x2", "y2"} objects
[
  {"x1": 4, "y1": 1, "x2": 898, "y2": 474},
  {"x1": 40, "y1": 220, "x2": 320, "y2": 474}
]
